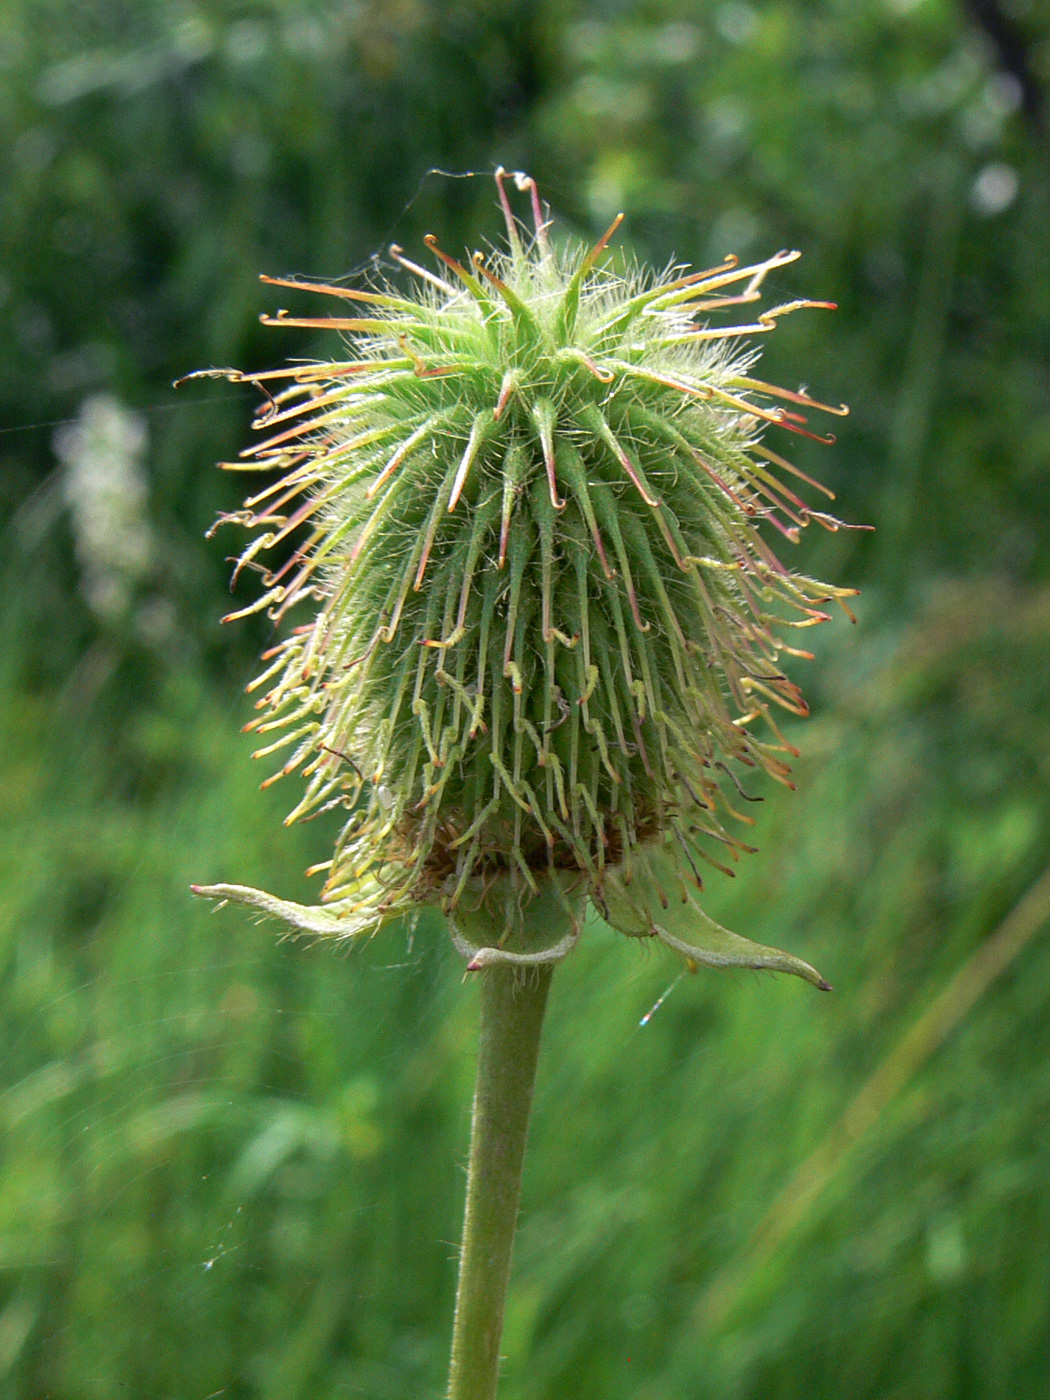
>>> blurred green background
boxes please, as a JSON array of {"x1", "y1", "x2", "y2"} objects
[{"x1": 2, "y1": 0, "x2": 1049, "y2": 1396}]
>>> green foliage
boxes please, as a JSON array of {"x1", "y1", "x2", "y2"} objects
[
  {"x1": 4, "y1": 567, "x2": 1049, "y2": 1398},
  {"x1": 1, "y1": 0, "x2": 1048, "y2": 1396},
  {"x1": 534, "y1": 0, "x2": 1050, "y2": 587}
]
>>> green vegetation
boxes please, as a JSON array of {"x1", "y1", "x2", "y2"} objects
[{"x1": 1, "y1": 1, "x2": 1048, "y2": 1396}]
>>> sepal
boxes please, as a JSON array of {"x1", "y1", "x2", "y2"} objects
[
  {"x1": 592, "y1": 849, "x2": 830, "y2": 991},
  {"x1": 190, "y1": 882, "x2": 390, "y2": 939},
  {"x1": 445, "y1": 874, "x2": 587, "y2": 970}
]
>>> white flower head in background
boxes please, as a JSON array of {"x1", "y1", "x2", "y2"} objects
[{"x1": 55, "y1": 394, "x2": 153, "y2": 622}]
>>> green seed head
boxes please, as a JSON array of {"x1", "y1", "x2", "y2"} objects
[{"x1": 195, "y1": 171, "x2": 857, "y2": 987}]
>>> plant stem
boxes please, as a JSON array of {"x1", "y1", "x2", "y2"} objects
[{"x1": 447, "y1": 962, "x2": 553, "y2": 1400}]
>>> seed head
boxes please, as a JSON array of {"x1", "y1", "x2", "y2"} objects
[{"x1": 194, "y1": 171, "x2": 860, "y2": 987}]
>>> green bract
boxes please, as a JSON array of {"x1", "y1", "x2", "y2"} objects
[{"x1": 194, "y1": 171, "x2": 857, "y2": 987}]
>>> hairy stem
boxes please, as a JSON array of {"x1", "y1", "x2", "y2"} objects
[{"x1": 447, "y1": 960, "x2": 553, "y2": 1400}]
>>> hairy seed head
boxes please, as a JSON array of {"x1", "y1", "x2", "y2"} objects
[{"x1": 193, "y1": 171, "x2": 861, "y2": 986}]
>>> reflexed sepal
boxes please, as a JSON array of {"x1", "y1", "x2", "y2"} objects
[
  {"x1": 446, "y1": 873, "x2": 587, "y2": 970},
  {"x1": 592, "y1": 848, "x2": 830, "y2": 990},
  {"x1": 190, "y1": 881, "x2": 394, "y2": 939}
]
